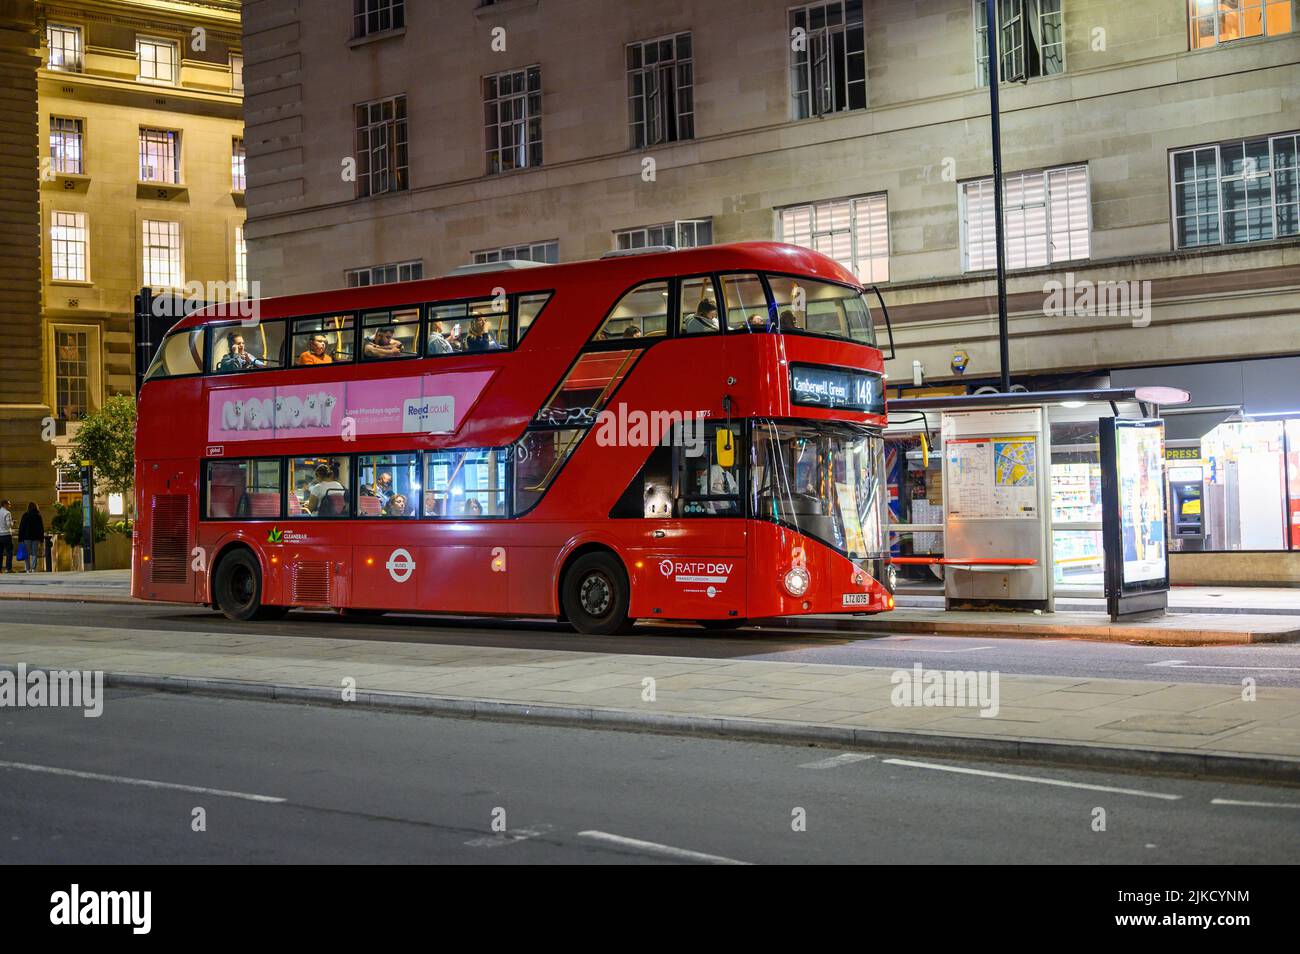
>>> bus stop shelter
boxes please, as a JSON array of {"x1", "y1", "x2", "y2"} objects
[{"x1": 884, "y1": 387, "x2": 1190, "y2": 620}]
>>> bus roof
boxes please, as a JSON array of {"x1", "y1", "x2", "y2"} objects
[{"x1": 172, "y1": 242, "x2": 864, "y2": 331}]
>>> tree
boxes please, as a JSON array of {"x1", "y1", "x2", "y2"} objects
[
  {"x1": 65, "y1": 395, "x2": 136, "y2": 500},
  {"x1": 51, "y1": 501, "x2": 109, "y2": 546}
]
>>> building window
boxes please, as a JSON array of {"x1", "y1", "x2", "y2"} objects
[
  {"x1": 976, "y1": 0, "x2": 1064, "y2": 86},
  {"x1": 143, "y1": 220, "x2": 182, "y2": 288},
  {"x1": 627, "y1": 32, "x2": 694, "y2": 149},
  {"x1": 353, "y1": 0, "x2": 405, "y2": 38},
  {"x1": 484, "y1": 66, "x2": 542, "y2": 174},
  {"x1": 778, "y1": 195, "x2": 889, "y2": 283},
  {"x1": 46, "y1": 24, "x2": 82, "y2": 72},
  {"x1": 789, "y1": 1, "x2": 866, "y2": 119},
  {"x1": 235, "y1": 226, "x2": 248, "y2": 295},
  {"x1": 472, "y1": 241, "x2": 559, "y2": 264},
  {"x1": 136, "y1": 37, "x2": 179, "y2": 85},
  {"x1": 1189, "y1": 0, "x2": 1293, "y2": 48},
  {"x1": 230, "y1": 53, "x2": 243, "y2": 91},
  {"x1": 1172, "y1": 133, "x2": 1300, "y2": 248},
  {"x1": 50, "y1": 117, "x2": 84, "y2": 175},
  {"x1": 232, "y1": 138, "x2": 246, "y2": 191},
  {"x1": 345, "y1": 261, "x2": 423, "y2": 287},
  {"x1": 51, "y1": 211, "x2": 88, "y2": 282},
  {"x1": 139, "y1": 128, "x2": 180, "y2": 184},
  {"x1": 614, "y1": 219, "x2": 712, "y2": 251},
  {"x1": 54, "y1": 329, "x2": 91, "y2": 421},
  {"x1": 355, "y1": 95, "x2": 408, "y2": 197},
  {"x1": 961, "y1": 165, "x2": 1089, "y2": 271}
]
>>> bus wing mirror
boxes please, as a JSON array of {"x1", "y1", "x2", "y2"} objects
[{"x1": 870, "y1": 285, "x2": 895, "y2": 361}]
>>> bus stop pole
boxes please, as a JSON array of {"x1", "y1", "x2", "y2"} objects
[{"x1": 985, "y1": 0, "x2": 1012, "y2": 393}]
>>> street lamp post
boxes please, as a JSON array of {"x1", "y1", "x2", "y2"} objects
[{"x1": 985, "y1": 0, "x2": 1012, "y2": 392}]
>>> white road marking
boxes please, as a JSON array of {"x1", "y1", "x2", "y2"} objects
[
  {"x1": 881, "y1": 758, "x2": 1182, "y2": 800},
  {"x1": 578, "y1": 830, "x2": 751, "y2": 865},
  {"x1": 0, "y1": 759, "x2": 285, "y2": 803},
  {"x1": 1211, "y1": 798, "x2": 1300, "y2": 810},
  {"x1": 1149, "y1": 660, "x2": 1300, "y2": 672},
  {"x1": 799, "y1": 753, "x2": 876, "y2": 770},
  {"x1": 464, "y1": 824, "x2": 554, "y2": 848}
]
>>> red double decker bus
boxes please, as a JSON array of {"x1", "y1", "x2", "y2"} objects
[{"x1": 133, "y1": 242, "x2": 895, "y2": 634}]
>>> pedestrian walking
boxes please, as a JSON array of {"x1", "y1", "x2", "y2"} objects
[
  {"x1": 18, "y1": 502, "x2": 44, "y2": 574},
  {"x1": 0, "y1": 499, "x2": 13, "y2": 573}
]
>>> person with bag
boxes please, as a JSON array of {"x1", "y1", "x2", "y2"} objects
[{"x1": 18, "y1": 502, "x2": 44, "y2": 573}]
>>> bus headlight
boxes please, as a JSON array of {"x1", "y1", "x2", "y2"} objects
[{"x1": 783, "y1": 566, "x2": 811, "y2": 597}]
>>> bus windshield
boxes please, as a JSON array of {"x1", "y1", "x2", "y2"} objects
[
  {"x1": 764, "y1": 276, "x2": 875, "y2": 346},
  {"x1": 751, "y1": 421, "x2": 887, "y2": 561}
]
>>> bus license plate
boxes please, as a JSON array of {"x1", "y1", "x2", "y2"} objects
[{"x1": 842, "y1": 593, "x2": 871, "y2": 607}]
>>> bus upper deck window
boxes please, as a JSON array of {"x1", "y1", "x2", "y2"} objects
[
  {"x1": 144, "y1": 327, "x2": 205, "y2": 381},
  {"x1": 678, "y1": 275, "x2": 721, "y2": 335},
  {"x1": 209, "y1": 322, "x2": 284, "y2": 374},
  {"x1": 361, "y1": 308, "x2": 419, "y2": 360},
  {"x1": 592, "y1": 281, "x2": 668, "y2": 342},
  {"x1": 292, "y1": 315, "x2": 355, "y2": 366}
]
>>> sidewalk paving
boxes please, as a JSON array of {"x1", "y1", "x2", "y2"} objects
[
  {"x1": 2, "y1": 619, "x2": 1298, "y2": 783},
  {"x1": 2, "y1": 570, "x2": 1297, "y2": 646}
]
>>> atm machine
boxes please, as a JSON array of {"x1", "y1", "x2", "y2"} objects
[{"x1": 1168, "y1": 465, "x2": 1206, "y2": 551}]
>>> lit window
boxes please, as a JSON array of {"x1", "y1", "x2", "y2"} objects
[
  {"x1": 50, "y1": 117, "x2": 84, "y2": 175},
  {"x1": 355, "y1": 94, "x2": 408, "y2": 197},
  {"x1": 137, "y1": 37, "x2": 178, "y2": 85},
  {"x1": 975, "y1": 0, "x2": 1064, "y2": 86},
  {"x1": 961, "y1": 165, "x2": 1089, "y2": 271},
  {"x1": 484, "y1": 66, "x2": 542, "y2": 174},
  {"x1": 1188, "y1": 0, "x2": 1293, "y2": 49},
  {"x1": 614, "y1": 220, "x2": 712, "y2": 251},
  {"x1": 232, "y1": 138, "x2": 246, "y2": 191},
  {"x1": 139, "y1": 128, "x2": 180, "y2": 184},
  {"x1": 230, "y1": 53, "x2": 243, "y2": 91},
  {"x1": 789, "y1": 1, "x2": 866, "y2": 119},
  {"x1": 1172, "y1": 133, "x2": 1300, "y2": 248},
  {"x1": 142, "y1": 219, "x2": 181, "y2": 288},
  {"x1": 235, "y1": 226, "x2": 248, "y2": 296},
  {"x1": 627, "y1": 32, "x2": 694, "y2": 149},
  {"x1": 779, "y1": 195, "x2": 889, "y2": 283},
  {"x1": 46, "y1": 24, "x2": 82, "y2": 72},
  {"x1": 51, "y1": 212, "x2": 88, "y2": 282},
  {"x1": 53, "y1": 329, "x2": 91, "y2": 421}
]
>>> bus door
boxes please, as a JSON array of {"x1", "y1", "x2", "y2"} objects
[
  {"x1": 140, "y1": 458, "x2": 200, "y2": 603},
  {"x1": 625, "y1": 423, "x2": 748, "y2": 620}
]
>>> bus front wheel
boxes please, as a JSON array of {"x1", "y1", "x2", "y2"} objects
[
  {"x1": 563, "y1": 552, "x2": 634, "y2": 636},
  {"x1": 213, "y1": 549, "x2": 285, "y2": 622}
]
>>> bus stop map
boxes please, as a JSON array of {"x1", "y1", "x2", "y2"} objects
[{"x1": 946, "y1": 435, "x2": 1039, "y2": 520}]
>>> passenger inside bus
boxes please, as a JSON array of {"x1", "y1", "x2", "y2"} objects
[
  {"x1": 305, "y1": 463, "x2": 346, "y2": 515},
  {"x1": 461, "y1": 497, "x2": 484, "y2": 517},
  {"x1": 385, "y1": 493, "x2": 411, "y2": 517},
  {"x1": 363, "y1": 326, "x2": 405, "y2": 359},
  {"x1": 681, "y1": 298, "x2": 720, "y2": 334},
  {"x1": 778, "y1": 309, "x2": 802, "y2": 332},
  {"x1": 215, "y1": 331, "x2": 269, "y2": 373},
  {"x1": 427, "y1": 320, "x2": 454, "y2": 354},
  {"x1": 747, "y1": 313, "x2": 769, "y2": 331},
  {"x1": 298, "y1": 334, "x2": 333, "y2": 365},
  {"x1": 361, "y1": 471, "x2": 394, "y2": 507},
  {"x1": 464, "y1": 316, "x2": 501, "y2": 352}
]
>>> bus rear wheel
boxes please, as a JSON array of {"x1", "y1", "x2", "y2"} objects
[
  {"x1": 213, "y1": 549, "x2": 285, "y2": 621},
  {"x1": 563, "y1": 552, "x2": 634, "y2": 636}
]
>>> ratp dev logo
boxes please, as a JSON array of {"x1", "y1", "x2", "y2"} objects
[{"x1": 658, "y1": 559, "x2": 674, "y2": 578}]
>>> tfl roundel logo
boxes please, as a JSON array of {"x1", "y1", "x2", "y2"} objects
[
  {"x1": 386, "y1": 547, "x2": 416, "y2": 583},
  {"x1": 658, "y1": 559, "x2": 674, "y2": 578}
]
